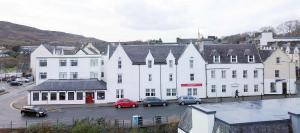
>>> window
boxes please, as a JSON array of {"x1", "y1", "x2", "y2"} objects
[
  {"x1": 254, "y1": 85, "x2": 259, "y2": 92},
  {"x1": 243, "y1": 70, "x2": 247, "y2": 78},
  {"x1": 39, "y1": 59, "x2": 47, "y2": 67},
  {"x1": 189, "y1": 58, "x2": 194, "y2": 68},
  {"x1": 244, "y1": 85, "x2": 248, "y2": 92},
  {"x1": 169, "y1": 73, "x2": 173, "y2": 81},
  {"x1": 193, "y1": 88, "x2": 197, "y2": 96},
  {"x1": 232, "y1": 70, "x2": 237, "y2": 78},
  {"x1": 222, "y1": 85, "x2": 226, "y2": 92},
  {"x1": 167, "y1": 89, "x2": 171, "y2": 96},
  {"x1": 190, "y1": 73, "x2": 194, "y2": 81},
  {"x1": 146, "y1": 89, "x2": 150, "y2": 96},
  {"x1": 211, "y1": 85, "x2": 216, "y2": 93},
  {"x1": 59, "y1": 59, "x2": 67, "y2": 67},
  {"x1": 97, "y1": 91, "x2": 105, "y2": 100},
  {"x1": 169, "y1": 60, "x2": 173, "y2": 68},
  {"x1": 254, "y1": 70, "x2": 258, "y2": 78},
  {"x1": 187, "y1": 88, "x2": 192, "y2": 96},
  {"x1": 90, "y1": 72, "x2": 98, "y2": 79},
  {"x1": 59, "y1": 72, "x2": 67, "y2": 79},
  {"x1": 213, "y1": 56, "x2": 220, "y2": 63},
  {"x1": 68, "y1": 92, "x2": 74, "y2": 100},
  {"x1": 231, "y1": 56, "x2": 237, "y2": 63},
  {"x1": 171, "y1": 88, "x2": 176, "y2": 96},
  {"x1": 33, "y1": 92, "x2": 39, "y2": 101},
  {"x1": 70, "y1": 72, "x2": 78, "y2": 79},
  {"x1": 270, "y1": 82, "x2": 276, "y2": 92},
  {"x1": 59, "y1": 92, "x2": 65, "y2": 100},
  {"x1": 248, "y1": 55, "x2": 255, "y2": 63},
  {"x1": 221, "y1": 70, "x2": 226, "y2": 78},
  {"x1": 70, "y1": 59, "x2": 78, "y2": 66},
  {"x1": 77, "y1": 92, "x2": 83, "y2": 100},
  {"x1": 118, "y1": 58, "x2": 122, "y2": 69},
  {"x1": 118, "y1": 74, "x2": 122, "y2": 83},
  {"x1": 276, "y1": 57, "x2": 280, "y2": 64},
  {"x1": 151, "y1": 89, "x2": 155, "y2": 96},
  {"x1": 275, "y1": 70, "x2": 280, "y2": 78},
  {"x1": 42, "y1": 92, "x2": 48, "y2": 101},
  {"x1": 90, "y1": 58, "x2": 98, "y2": 67},
  {"x1": 50, "y1": 92, "x2": 57, "y2": 100},
  {"x1": 39, "y1": 72, "x2": 47, "y2": 79},
  {"x1": 148, "y1": 60, "x2": 152, "y2": 68},
  {"x1": 148, "y1": 74, "x2": 152, "y2": 81},
  {"x1": 116, "y1": 89, "x2": 124, "y2": 98},
  {"x1": 101, "y1": 72, "x2": 104, "y2": 78},
  {"x1": 211, "y1": 70, "x2": 215, "y2": 78}
]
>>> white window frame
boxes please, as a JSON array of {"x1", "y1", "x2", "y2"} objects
[
  {"x1": 254, "y1": 70, "x2": 258, "y2": 78},
  {"x1": 243, "y1": 70, "x2": 247, "y2": 78},
  {"x1": 90, "y1": 58, "x2": 98, "y2": 67},
  {"x1": 231, "y1": 56, "x2": 237, "y2": 63},
  {"x1": 169, "y1": 60, "x2": 173, "y2": 68},
  {"x1": 70, "y1": 72, "x2": 78, "y2": 79},
  {"x1": 232, "y1": 70, "x2": 237, "y2": 78},
  {"x1": 90, "y1": 72, "x2": 98, "y2": 79},
  {"x1": 221, "y1": 70, "x2": 226, "y2": 79},
  {"x1": 148, "y1": 74, "x2": 152, "y2": 81},
  {"x1": 117, "y1": 74, "x2": 122, "y2": 83},
  {"x1": 211, "y1": 70, "x2": 215, "y2": 78},
  {"x1": 254, "y1": 85, "x2": 259, "y2": 92},
  {"x1": 244, "y1": 85, "x2": 248, "y2": 92},
  {"x1": 70, "y1": 59, "x2": 78, "y2": 66},
  {"x1": 116, "y1": 89, "x2": 124, "y2": 98},
  {"x1": 59, "y1": 59, "x2": 67, "y2": 67},
  {"x1": 169, "y1": 73, "x2": 173, "y2": 81},
  {"x1": 148, "y1": 60, "x2": 152, "y2": 68},
  {"x1": 59, "y1": 72, "x2": 67, "y2": 79},
  {"x1": 275, "y1": 70, "x2": 280, "y2": 78},
  {"x1": 211, "y1": 85, "x2": 216, "y2": 93},
  {"x1": 213, "y1": 56, "x2": 220, "y2": 63},
  {"x1": 248, "y1": 55, "x2": 255, "y2": 63},
  {"x1": 222, "y1": 85, "x2": 226, "y2": 92},
  {"x1": 39, "y1": 72, "x2": 47, "y2": 79}
]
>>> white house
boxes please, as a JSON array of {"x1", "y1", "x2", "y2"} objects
[
  {"x1": 259, "y1": 48, "x2": 297, "y2": 94},
  {"x1": 259, "y1": 32, "x2": 300, "y2": 46},
  {"x1": 202, "y1": 44, "x2": 264, "y2": 97},
  {"x1": 106, "y1": 43, "x2": 207, "y2": 103}
]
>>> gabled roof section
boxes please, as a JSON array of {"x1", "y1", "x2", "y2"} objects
[
  {"x1": 259, "y1": 50, "x2": 274, "y2": 62},
  {"x1": 203, "y1": 44, "x2": 262, "y2": 64},
  {"x1": 109, "y1": 44, "x2": 187, "y2": 65}
]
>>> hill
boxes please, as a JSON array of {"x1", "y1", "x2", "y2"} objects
[{"x1": 0, "y1": 21, "x2": 106, "y2": 48}]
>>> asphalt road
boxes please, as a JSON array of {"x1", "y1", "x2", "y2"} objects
[{"x1": 0, "y1": 83, "x2": 188, "y2": 128}]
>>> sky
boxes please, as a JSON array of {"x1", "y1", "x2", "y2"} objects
[{"x1": 0, "y1": 0, "x2": 299, "y2": 42}]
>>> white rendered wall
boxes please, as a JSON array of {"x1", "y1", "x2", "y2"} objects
[{"x1": 190, "y1": 109, "x2": 215, "y2": 133}]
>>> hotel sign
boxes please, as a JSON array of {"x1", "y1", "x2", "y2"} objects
[{"x1": 181, "y1": 83, "x2": 202, "y2": 87}]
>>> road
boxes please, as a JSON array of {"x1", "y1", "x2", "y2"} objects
[{"x1": 0, "y1": 82, "x2": 187, "y2": 128}]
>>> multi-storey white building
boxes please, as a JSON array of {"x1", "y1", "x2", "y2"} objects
[{"x1": 203, "y1": 44, "x2": 264, "y2": 97}]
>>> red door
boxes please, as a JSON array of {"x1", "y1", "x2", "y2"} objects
[{"x1": 86, "y1": 92, "x2": 94, "y2": 104}]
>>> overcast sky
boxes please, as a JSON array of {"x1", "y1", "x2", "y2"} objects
[{"x1": 0, "y1": 0, "x2": 299, "y2": 42}]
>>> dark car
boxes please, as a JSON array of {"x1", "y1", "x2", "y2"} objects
[
  {"x1": 177, "y1": 96, "x2": 201, "y2": 105},
  {"x1": 10, "y1": 80, "x2": 23, "y2": 86},
  {"x1": 143, "y1": 97, "x2": 168, "y2": 107},
  {"x1": 21, "y1": 106, "x2": 47, "y2": 117}
]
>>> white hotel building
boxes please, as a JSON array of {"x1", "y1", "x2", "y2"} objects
[{"x1": 28, "y1": 42, "x2": 295, "y2": 105}]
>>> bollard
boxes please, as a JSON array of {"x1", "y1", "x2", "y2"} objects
[
  {"x1": 260, "y1": 94, "x2": 263, "y2": 100},
  {"x1": 26, "y1": 120, "x2": 27, "y2": 128},
  {"x1": 10, "y1": 120, "x2": 12, "y2": 132}
]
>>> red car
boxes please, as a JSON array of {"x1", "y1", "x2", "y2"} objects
[{"x1": 114, "y1": 98, "x2": 138, "y2": 108}]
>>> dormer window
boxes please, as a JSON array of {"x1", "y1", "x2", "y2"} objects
[
  {"x1": 276, "y1": 57, "x2": 280, "y2": 64},
  {"x1": 231, "y1": 56, "x2": 237, "y2": 63},
  {"x1": 213, "y1": 56, "x2": 220, "y2": 63},
  {"x1": 248, "y1": 55, "x2": 255, "y2": 63},
  {"x1": 169, "y1": 60, "x2": 173, "y2": 68},
  {"x1": 118, "y1": 57, "x2": 122, "y2": 69},
  {"x1": 148, "y1": 60, "x2": 152, "y2": 68}
]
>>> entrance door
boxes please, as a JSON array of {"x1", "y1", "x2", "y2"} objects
[
  {"x1": 282, "y1": 82, "x2": 287, "y2": 95},
  {"x1": 85, "y1": 92, "x2": 94, "y2": 104}
]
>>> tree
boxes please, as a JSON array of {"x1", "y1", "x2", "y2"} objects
[
  {"x1": 259, "y1": 26, "x2": 276, "y2": 33},
  {"x1": 276, "y1": 20, "x2": 300, "y2": 35}
]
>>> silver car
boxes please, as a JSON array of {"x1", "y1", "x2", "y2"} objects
[{"x1": 177, "y1": 96, "x2": 201, "y2": 105}]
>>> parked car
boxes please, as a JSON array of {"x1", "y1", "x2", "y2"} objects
[
  {"x1": 143, "y1": 97, "x2": 168, "y2": 107},
  {"x1": 114, "y1": 98, "x2": 138, "y2": 108},
  {"x1": 20, "y1": 106, "x2": 47, "y2": 117},
  {"x1": 177, "y1": 96, "x2": 201, "y2": 105},
  {"x1": 16, "y1": 77, "x2": 31, "y2": 83},
  {"x1": 10, "y1": 80, "x2": 23, "y2": 86}
]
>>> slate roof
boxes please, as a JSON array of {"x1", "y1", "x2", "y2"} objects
[
  {"x1": 29, "y1": 79, "x2": 107, "y2": 91},
  {"x1": 259, "y1": 50, "x2": 274, "y2": 62},
  {"x1": 109, "y1": 44, "x2": 187, "y2": 65},
  {"x1": 203, "y1": 44, "x2": 262, "y2": 64}
]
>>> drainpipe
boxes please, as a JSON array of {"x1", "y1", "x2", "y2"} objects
[
  {"x1": 160, "y1": 65, "x2": 162, "y2": 99},
  {"x1": 205, "y1": 64, "x2": 208, "y2": 98},
  {"x1": 176, "y1": 63, "x2": 178, "y2": 98},
  {"x1": 138, "y1": 65, "x2": 141, "y2": 101}
]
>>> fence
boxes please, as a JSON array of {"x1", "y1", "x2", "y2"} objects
[{"x1": 0, "y1": 116, "x2": 170, "y2": 130}]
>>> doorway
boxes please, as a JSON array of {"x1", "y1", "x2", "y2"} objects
[
  {"x1": 85, "y1": 92, "x2": 95, "y2": 104},
  {"x1": 282, "y1": 82, "x2": 287, "y2": 95}
]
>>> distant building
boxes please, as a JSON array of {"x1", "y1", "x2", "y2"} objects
[
  {"x1": 258, "y1": 32, "x2": 300, "y2": 46},
  {"x1": 178, "y1": 98, "x2": 300, "y2": 133}
]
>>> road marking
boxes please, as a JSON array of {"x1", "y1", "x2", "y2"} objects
[{"x1": 10, "y1": 96, "x2": 26, "y2": 111}]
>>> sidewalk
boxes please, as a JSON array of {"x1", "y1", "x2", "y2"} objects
[{"x1": 12, "y1": 93, "x2": 300, "y2": 111}]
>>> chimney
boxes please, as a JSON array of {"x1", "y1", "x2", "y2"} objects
[{"x1": 288, "y1": 111, "x2": 300, "y2": 133}]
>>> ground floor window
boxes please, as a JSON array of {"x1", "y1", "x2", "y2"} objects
[
  {"x1": 33, "y1": 92, "x2": 39, "y2": 101},
  {"x1": 68, "y1": 92, "x2": 74, "y2": 100},
  {"x1": 222, "y1": 85, "x2": 226, "y2": 92},
  {"x1": 146, "y1": 88, "x2": 155, "y2": 96},
  {"x1": 254, "y1": 85, "x2": 259, "y2": 92},
  {"x1": 77, "y1": 92, "x2": 83, "y2": 100},
  {"x1": 59, "y1": 92, "x2": 66, "y2": 100},
  {"x1": 193, "y1": 88, "x2": 197, "y2": 96},
  {"x1": 211, "y1": 85, "x2": 216, "y2": 93},
  {"x1": 166, "y1": 88, "x2": 176, "y2": 96},
  {"x1": 116, "y1": 89, "x2": 124, "y2": 98},
  {"x1": 50, "y1": 92, "x2": 57, "y2": 100},
  {"x1": 270, "y1": 82, "x2": 276, "y2": 92},
  {"x1": 41, "y1": 92, "x2": 48, "y2": 101},
  {"x1": 188, "y1": 88, "x2": 192, "y2": 96},
  {"x1": 97, "y1": 91, "x2": 105, "y2": 100},
  {"x1": 244, "y1": 85, "x2": 248, "y2": 92}
]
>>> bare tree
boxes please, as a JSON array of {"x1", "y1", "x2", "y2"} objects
[
  {"x1": 276, "y1": 20, "x2": 300, "y2": 35},
  {"x1": 259, "y1": 26, "x2": 276, "y2": 33}
]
